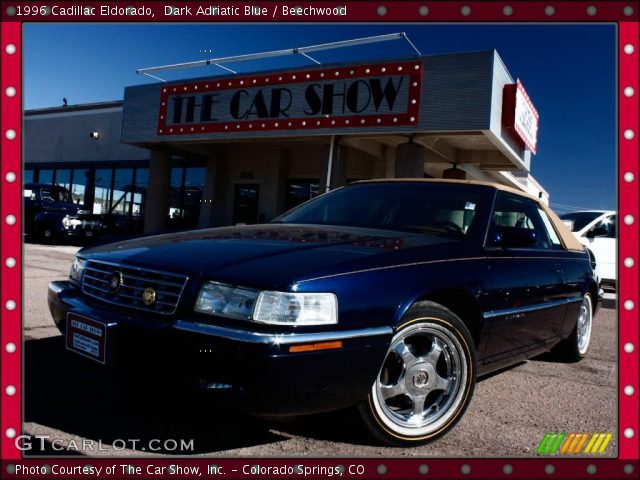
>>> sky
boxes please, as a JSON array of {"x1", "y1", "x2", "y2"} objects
[{"x1": 23, "y1": 24, "x2": 616, "y2": 212}]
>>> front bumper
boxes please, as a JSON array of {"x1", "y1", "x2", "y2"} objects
[
  {"x1": 59, "y1": 221, "x2": 101, "y2": 238},
  {"x1": 48, "y1": 281, "x2": 392, "y2": 416}
]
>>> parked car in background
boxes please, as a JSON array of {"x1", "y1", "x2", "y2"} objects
[
  {"x1": 48, "y1": 180, "x2": 599, "y2": 446},
  {"x1": 24, "y1": 183, "x2": 102, "y2": 243},
  {"x1": 560, "y1": 211, "x2": 616, "y2": 288}
]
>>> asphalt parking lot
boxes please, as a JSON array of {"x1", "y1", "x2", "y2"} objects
[{"x1": 23, "y1": 243, "x2": 617, "y2": 457}]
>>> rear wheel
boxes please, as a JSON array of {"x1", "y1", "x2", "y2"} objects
[
  {"x1": 359, "y1": 302, "x2": 476, "y2": 446},
  {"x1": 554, "y1": 293, "x2": 593, "y2": 362}
]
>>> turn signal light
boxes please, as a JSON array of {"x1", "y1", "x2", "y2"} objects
[{"x1": 288, "y1": 341, "x2": 343, "y2": 353}]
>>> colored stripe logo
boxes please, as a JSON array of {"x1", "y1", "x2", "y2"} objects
[{"x1": 537, "y1": 433, "x2": 613, "y2": 455}]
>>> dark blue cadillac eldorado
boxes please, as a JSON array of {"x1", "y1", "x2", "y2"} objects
[{"x1": 48, "y1": 180, "x2": 599, "y2": 446}]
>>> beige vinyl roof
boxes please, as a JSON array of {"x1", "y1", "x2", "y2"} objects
[{"x1": 354, "y1": 178, "x2": 585, "y2": 252}]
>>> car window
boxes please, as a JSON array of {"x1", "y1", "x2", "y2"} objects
[
  {"x1": 559, "y1": 211, "x2": 605, "y2": 232},
  {"x1": 274, "y1": 183, "x2": 492, "y2": 239},
  {"x1": 488, "y1": 191, "x2": 552, "y2": 249},
  {"x1": 40, "y1": 188, "x2": 52, "y2": 200},
  {"x1": 594, "y1": 215, "x2": 616, "y2": 239},
  {"x1": 41, "y1": 186, "x2": 72, "y2": 203},
  {"x1": 538, "y1": 208, "x2": 563, "y2": 248}
]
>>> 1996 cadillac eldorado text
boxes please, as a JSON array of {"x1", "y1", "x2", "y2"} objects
[{"x1": 48, "y1": 180, "x2": 599, "y2": 446}]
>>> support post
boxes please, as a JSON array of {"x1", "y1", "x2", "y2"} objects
[
  {"x1": 395, "y1": 140, "x2": 426, "y2": 178},
  {"x1": 198, "y1": 156, "x2": 218, "y2": 228},
  {"x1": 143, "y1": 150, "x2": 171, "y2": 234},
  {"x1": 325, "y1": 135, "x2": 335, "y2": 193}
]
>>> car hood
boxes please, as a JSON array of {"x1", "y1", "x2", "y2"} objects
[
  {"x1": 79, "y1": 224, "x2": 459, "y2": 289},
  {"x1": 43, "y1": 202, "x2": 82, "y2": 214}
]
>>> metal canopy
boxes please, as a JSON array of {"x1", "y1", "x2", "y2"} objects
[{"x1": 136, "y1": 32, "x2": 422, "y2": 82}]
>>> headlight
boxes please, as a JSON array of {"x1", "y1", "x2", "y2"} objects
[
  {"x1": 253, "y1": 291, "x2": 338, "y2": 326},
  {"x1": 62, "y1": 216, "x2": 82, "y2": 229},
  {"x1": 69, "y1": 256, "x2": 86, "y2": 284},
  {"x1": 195, "y1": 281, "x2": 258, "y2": 320}
]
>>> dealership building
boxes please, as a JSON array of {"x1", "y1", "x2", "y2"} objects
[{"x1": 24, "y1": 49, "x2": 546, "y2": 235}]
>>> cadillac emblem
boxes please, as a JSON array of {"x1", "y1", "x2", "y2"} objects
[
  {"x1": 108, "y1": 271, "x2": 123, "y2": 294},
  {"x1": 142, "y1": 287, "x2": 157, "y2": 306}
]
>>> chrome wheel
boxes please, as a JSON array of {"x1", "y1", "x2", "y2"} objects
[
  {"x1": 577, "y1": 295, "x2": 593, "y2": 355},
  {"x1": 372, "y1": 322, "x2": 468, "y2": 437}
]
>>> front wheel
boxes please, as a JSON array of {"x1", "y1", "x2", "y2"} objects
[
  {"x1": 38, "y1": 224, "x2": 57, "y2": 245},
  {"x1": 359, "y1": 302, "x2": 476, "y2": 446}
]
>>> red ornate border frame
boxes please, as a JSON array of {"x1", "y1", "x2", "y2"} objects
[{"x1": 0, "y1": 2, "x2": 638, "y2": 478}]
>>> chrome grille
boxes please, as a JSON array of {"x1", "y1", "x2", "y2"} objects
[{"x1": 82, "y1": 260, "x2": 188, "y2": 315}]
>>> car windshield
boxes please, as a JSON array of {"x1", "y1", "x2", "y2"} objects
[
  {"x1": 274, "y1": 182, "x2": 492, "y2": 238},
  {"x1": 559, "y1": 211, "x2": 605, "y2": 232},
  {"x1": 41, "y1": 186, "x2": 73, "y2": 203}
]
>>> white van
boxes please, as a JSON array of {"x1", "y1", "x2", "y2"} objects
[{"x1": 560, "y1": 210, "x2": 616, "y2": 287}]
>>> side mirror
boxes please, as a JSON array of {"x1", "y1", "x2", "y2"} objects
[
  {"x1": 493, "y1": 226, "x2": 538, "y2": 248},
  {"x1": 586, "y1": 225, "x2": 607, "y2": 238}
]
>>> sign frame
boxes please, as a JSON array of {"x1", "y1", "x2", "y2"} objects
[
  {"x1": 502, "y1": 79, "x2": 540, "y2": 154},
  {"x1": 156, "y1": 60, "x2": 423, "y2": 136}
]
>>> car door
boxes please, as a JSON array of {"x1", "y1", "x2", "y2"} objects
[
  {"x1": 480, "y1": 191, "x2": 568, "y2": 364},
  {"x1": 586, "y1": 214, "x2": 616, "y2": 284}
]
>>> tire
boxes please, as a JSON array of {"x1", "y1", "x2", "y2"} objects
[
  {"x1": 553, "y1": 293, "x2": 593, "y2": 362},
  {"x1": 39, "y1": 224, "x2": 57, "y2": 245},
  {"x1": 358, "y1": 301, "x2": 476, "y2": 446}
]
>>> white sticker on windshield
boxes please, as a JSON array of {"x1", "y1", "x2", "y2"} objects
[
  {"x1": 23, "y1": 189, "x2": 33, "y2": 198},
  {"x1": 464, "y1": 202, "x2": 476, "y2": 211}
]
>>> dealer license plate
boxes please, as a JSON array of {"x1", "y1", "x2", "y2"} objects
[{"x1": 66, "y1": 313, "x2": 107, "y2": 364}]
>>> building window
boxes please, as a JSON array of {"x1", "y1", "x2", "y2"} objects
[
  {"x1": 70, "y1": 168, "x2": 90, "y2": 206},
  {"x1": 132, "y1": 168, "x2": 148, "y2": 217},
  {"x1": 38, "y1": 169, "x2": 53, "y2": 185},
  {"x1": 285, "y1": 179, "x2": 320, "y2": 211},
  {"x1": 112, "y1": 168, "x2": 134, "y2": 216},
  {"x1": 55, "y1": 169, "x2": 72, "y2": 191},
  {"x1": 168, "y1": 166, "x2": 206, "y2": 229},
  {"x1": 183, "y1": 167, "x2": 206, "y2": 225},
  {"x1": 93, "y1": 168, "x2": 113, "y2": 215},
  {"x1": 169, "y1": 167, "x2": 184, "y2": 222},
  {"x1": 24, "y1": 169, "x2": 34, "y2": 184},
  {"x1": 24, "y1": 164, "x2": 150, "y2": 234}
]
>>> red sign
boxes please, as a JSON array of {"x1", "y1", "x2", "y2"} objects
[
  {"x1": 502, "y1": 79, "x2": 539, "y2": 154},
  {"x1": 157, "y1": 61, "x2": 422, "y2": 136}
]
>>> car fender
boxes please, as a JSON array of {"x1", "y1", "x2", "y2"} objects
[
  {"x1": 34, "y1": 211, "x2": 66, "y2": 231},
  {"x1": 394, "y1": 286, "x2": 485, "y2": 346},
  {"x1": 299, "y1": 256, "x2": 488, "y2": 343}
]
